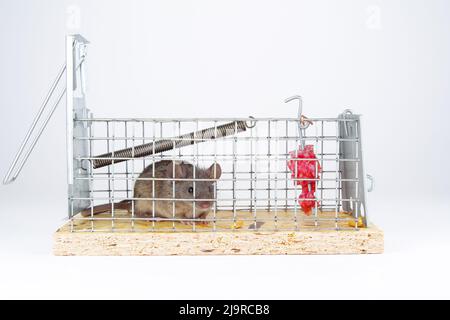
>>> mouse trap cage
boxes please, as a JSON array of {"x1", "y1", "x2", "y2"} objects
[{"x1": 4, "y1": 35, "x2": 383, "y2": 255}]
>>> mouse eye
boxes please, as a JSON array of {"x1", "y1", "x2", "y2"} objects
[{"x1": 188, "y1": 187, "x2": 193, "y2": 194}]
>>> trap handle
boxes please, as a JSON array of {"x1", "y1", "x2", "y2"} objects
[{"x1": 3, "y1": 64, "x2": 67, "y2": 185}]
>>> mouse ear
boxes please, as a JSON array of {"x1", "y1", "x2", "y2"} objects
[{"x1": 208, "y1": 163, "x2": 222, "y2": 180}]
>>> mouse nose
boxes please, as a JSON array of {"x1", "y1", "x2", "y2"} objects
[{"x1": 198, "y1": 201, "x2": 211, "y2": 209}]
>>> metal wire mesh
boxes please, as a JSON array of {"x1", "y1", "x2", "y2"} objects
[{"x1": 68, "y1": 117, "x2": 365, "y2": 232}]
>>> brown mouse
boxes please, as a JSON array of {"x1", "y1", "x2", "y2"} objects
[{"x1": 81, "y1": 160, "x2": 222, "y2": 224}]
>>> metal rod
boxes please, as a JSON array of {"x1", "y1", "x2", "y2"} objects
[
  {"x1": 12, "y1": 88, "x2": 67, "y2": 183},
  {"x1": 74, "y1": 136, "x2": 359, "y2": 142},
  {"x1": 72, "y1": 196, "x2": 360, "y2": 202},
  {"x1": 75, "y1": 117, "x2": 360, "y2": 122},
  {"x1": 3, "y1": 64, "x2": 67, "y2": 184}
]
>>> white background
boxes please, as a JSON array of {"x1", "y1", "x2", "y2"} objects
[{"x1": 0, "y1": 0, "x2": 449, "y2": 299}]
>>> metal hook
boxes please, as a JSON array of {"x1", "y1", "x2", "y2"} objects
[
  {"x1": 285, "y1": 95, "x2": 310, "y2": 149},
  {"x1": 245, "y1": 116, "x2": 257, "y2": 129}
]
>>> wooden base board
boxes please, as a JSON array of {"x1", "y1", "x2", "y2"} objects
[{"x1": 54, "y1": 210, "x2": 383, "y2": 255}]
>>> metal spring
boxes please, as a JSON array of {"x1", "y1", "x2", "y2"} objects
[{"x1": 92, "y1": 120, "x2": 248, "y2": 169}]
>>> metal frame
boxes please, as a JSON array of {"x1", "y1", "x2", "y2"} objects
[
  {"x1": 71, "y1": 116, "x2": 370, "y2": 231},
  {"x1": 66, "y1": 34, "x2": 91, "y2": 215}
]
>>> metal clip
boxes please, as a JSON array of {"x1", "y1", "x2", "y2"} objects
[
  {"x1": 245, "y1": 116, "x2": 257, "y2": 129},
  {"x1": 342, "y1": 109, "x2": 354, "y2": 137}
]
